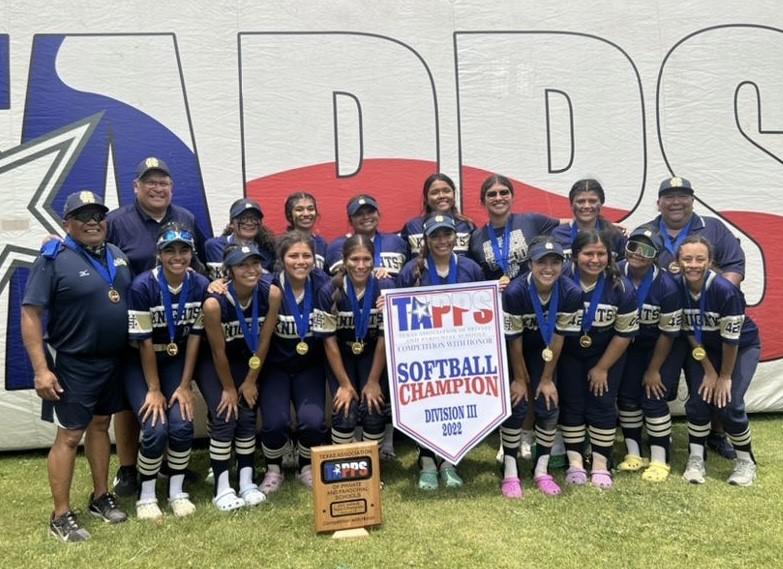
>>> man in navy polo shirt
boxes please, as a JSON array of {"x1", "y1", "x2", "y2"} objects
[
  {"x1": 21, "y1": 191, "x2": 132, "y2": 542},
  {"x1": 638, "y1": 176, "x2": 745, "y2": 458},
  {"x1": 106, "y1": 157, "x2": 208, "y2": 495}
]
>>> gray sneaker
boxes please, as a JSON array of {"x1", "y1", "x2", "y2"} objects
[
  {"x1": 727, "y1": 458, "x2": 757, "y2": 486},
  {"x1": 88, "y1": 492, "x2": 128, "y2": 524},
  {"x1": 682, "y1": 455, "x2": 706, "y2": 484},
  {"x1": 50, "y1": 510, "x2": 91, "y2": 543}
]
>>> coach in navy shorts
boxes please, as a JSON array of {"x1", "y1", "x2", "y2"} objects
[
  {"x1": 105, "y1": 156, "x2": 208, "y2": 496},
  {"x1": 21, "y1": 191, "x2": 132, "y2": 542}
]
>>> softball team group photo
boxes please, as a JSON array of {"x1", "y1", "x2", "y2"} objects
[{"x1": 20, "y1": 157, "x2": 759, "y2": 543}]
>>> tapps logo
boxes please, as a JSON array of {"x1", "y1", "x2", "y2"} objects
[{"x1": 321, "y1": 458, "x2": 372, "y2": 484}]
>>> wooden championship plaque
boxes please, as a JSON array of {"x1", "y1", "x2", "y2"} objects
[{"x1": 311, "y1": 441, "x2": 383, "y2": 534}]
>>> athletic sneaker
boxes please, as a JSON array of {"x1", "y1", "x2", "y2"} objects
[
  {"x1": 727, "y1": 458, "x2": 757, "y2": 486},
  {"x1": 88, "y1": 492, "x2": 128, "y2": 523},
  {"x1": 112, "y1": 466, "x2": 139, "y2": 498},
  {"x1": 50, "y1": 510, "x2": 91, "y2": 543},
  {"x1": 682, "y1": 455, "x2": 706, "y2": 484},
  {"x1": 707, "y1": 432, "x2": 737, "y2": 460}
]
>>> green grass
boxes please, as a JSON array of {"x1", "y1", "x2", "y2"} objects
[{"x1": 1, "y1": 416, "x2": 781, "y2": 569}]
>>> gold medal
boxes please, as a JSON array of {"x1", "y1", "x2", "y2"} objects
[
  {"x1": 668, "y1": 261, "x2": 681, "y2": 274},
  {"x1": 248, "y1": 355, "x2": 261, "y2": 369},
  {"x1": 542, "y1": 347, "x2": 554, "y2": 362},
  {"x1": 296, "y1": 341, "x2": 309, "y2": 356},
  {"x1": 498, "y1": 275, "x2": 510, "y2": 286},
  {"x1": 579, "y1": 335, "x2": 593, "y2": 348},
  {"x1": 692, "y1": 345, "x2": 707, "y2": 361},
  {"x1": 107, "y1": 288, "x2": 121, "y2": 303},
  {"x1": 351, "y1": 341, "x2": 365, "y2": 355},
  {"x1": 166, "y1": 342, "x2": 179, "y2": 357}
]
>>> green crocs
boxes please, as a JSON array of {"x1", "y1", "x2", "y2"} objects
[
  {"x1": 440, "y1": 465, "x2": 464, "y2": 489},
  {"x1": 418, "y1": 469, "x2": 439, "y2": 490}
]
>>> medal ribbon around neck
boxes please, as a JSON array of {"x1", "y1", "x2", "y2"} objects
[
  {"x1": 282, "y1": 274, "x2": 313, "y2": 344},
  {"x1": 488, "y1": 220, "x2": 511, "y2": 274},
  {"x1": 427, "y1": 254, "x2": 457, "y2": 285},
  {"x1": 684, "y1": 276, "x2": 708, "y2": 349},
  {"x1": 579, "y1": 272, "x2": 606, "y2": 337},
  {"x1": 659, "y1": 216, "x2": 693, "y2": 256},
  {"x1": 64, "y1": 235, "x2": 117, "y2": 290},
  {"x1": 229, "y1": 282, "x2": 260, "y2": 355},
  {"x1": 158, "y1": 269, "x2": 191, "y2": 348},
  {"x1": 634, "y1": 267, "x2": 655, "y2": 313},
  {"x1": 347, "y1": 276, "x2": 376, "y2": 343},
  {"x1": 372, "y1": 234, "x2": 382, "y2": 268},
  {"x1": 529, "y1": 277, "x2": 559, "y2": 348}
]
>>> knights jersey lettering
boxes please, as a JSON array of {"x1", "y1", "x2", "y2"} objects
[
  {"x1": 503, "y1": 273, "x2": 584, "y2": 345},
  {"x1": 618, "y1": 262, "x2": 682, "y2": 344},
  {"x1": 468, "y1": 213, "x2": 560, "y2": 280},
  {"x1": 127, "y1": 267, "x2": 209, "y2": 353}
]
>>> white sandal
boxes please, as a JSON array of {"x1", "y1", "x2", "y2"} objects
[
  {"x1": 212, "y1": 488, "x2": 245, "y2": 512},
  {"x1": 169, "y1": 493, "x2": 196, "y2": 517},
  {"x1": 239, "y1": 484, "x2": 267, "y2": 507},
  {"x1": 136, "y1": 498, "x2": 163, "y2": 520}
]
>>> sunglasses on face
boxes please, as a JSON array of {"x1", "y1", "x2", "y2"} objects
[
  {"x1": 625, "y1": 240, "x2": 658, "y2": 259},
  {"x1": 485, "y1": 189, "x2": 511, "y2": 199},
  {"x1": 70, "y1": 210, "x2": 106, "y2": 223}
]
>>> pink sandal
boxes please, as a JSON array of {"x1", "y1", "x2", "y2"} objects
[
  {"x1": 590, "y1": 469, "x2": 613, "y2": 489},
  {"x1": 500, "y1": 477, "x2": 524, "y2": 499},
  {"x1": 260, "y1": 471, "x2": 284, "y2": 495},
  {"x1": 534, "y1": 474, "x2": 561, "y2": 496},
  {"x1": 565, "y1": 467, "x2": 588, "y2": 486}
]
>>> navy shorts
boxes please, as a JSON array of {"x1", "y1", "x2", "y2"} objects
[{"x1": 41, "y1": 349, "x2": 124, "y2": 431}]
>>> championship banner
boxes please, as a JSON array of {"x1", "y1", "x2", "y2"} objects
[{"x1": 383, "y1": 281, "x2": 510, "y2": 464}]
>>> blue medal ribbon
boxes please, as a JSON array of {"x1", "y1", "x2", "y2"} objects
[
  {"x1": 372, "y1": 234, "x2": 382, "y2": 268},
  {"x1": 487, "y1": 221, "x2": 511, "y2": 274},
  {"x1": 529, "y1": 277, "x2": 559, "y2": 347},
  {"x1": 229, "y1": 282, "x2": 260, "y2": 355},
  {"x1": 427, "y1": 254, "x2": 457, "y2": 285},
  {"x1": 282, "y1": 274, "x2": 313, "y2": 343},
  {"x1": 158, "y1": 269, "x2": 191, "y2": 347},
  {"x1": 658, "y1": 216, "x2": 693, "y2": 256},
  {"x1": 346, "y1": 276, "x2": 376, "y2": 343},
  {"x1": 579, "y1": 273, "x2": 606, "y2": 336},
  {"x1": 63, "y1": 235, "x2": 117, "y2": 289},
  {"x1": 634, "y1": 267, "x2": 655, "y2": 312}
]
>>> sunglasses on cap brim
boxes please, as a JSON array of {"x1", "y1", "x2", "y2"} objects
[
  {"x1": 157, "y1": 229, "x2": 195, "y2": 249},
  {"x1": 625, "y1": 240, "x2": 658, "y2": 259}
]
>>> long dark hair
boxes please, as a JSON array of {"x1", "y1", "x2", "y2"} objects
[
  {"x1": 221, "y1": 208, "x2": 276, "y2": 254},
  {"x1": 479, "y1": 174, "x2": 514, "y2": 204},
  {"x1": 156, "y1": 220, "x2": 207, "y2": 276},
  {"x1": 284, "y1": 192, "x2": 319, "y2": 231},
  {"x1": 330, "y1": 234, "x2": 375, "y2": 313},
  {"x1": 569, "y1": 178, "x2": 623, "y2": 240},
  {"x1": 421, "y1": 173, "x2": 474, "y2": 227},
  {"x1": 572, "y1": 229, "x2": 621, "y2": 286}
]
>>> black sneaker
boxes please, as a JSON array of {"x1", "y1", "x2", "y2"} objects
[
  {"x1": 88, "y1": 492, "x2": 128, "y2": 524},
  {"x1": 707, "y1": 432, "x2": 737, "y2": 460},
  {"x1": 50, "y1": 510, "x2": 91, "y2": 542},
  {"x1": 112, "y1": 466, "x2": 139, "y2": 497}
]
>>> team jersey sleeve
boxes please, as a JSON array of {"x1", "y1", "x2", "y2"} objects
[
  {"x1": 502, "y1": 279, "x2": 526, "y2": 339},
  {"x1": 325, "y1": 239, "x2": 345, "y2": 276},
  {"x1": 374, "y1": 278, "x2": 396, "y2": 335},
  {"x1": 556, "y1": 280, "x2": 584, "y2": 336},
  {"x1": 203, "y1": 237, "x2": 225, "y2": 280},
  {"x1": 127, "y1": 275, "x2": 153, "y2": 341},
  {"x1": 396, "y1": 260, "x2": 417, "y2": 288},
  {"x1": 657, "y1": 273, "x2": 682, "y2": 337},
  {"x1": 22, "y1": 255, "x2": 55, "y2": 308},
  {"x1": 312, "y1": 281, "x2": 337, "y2": 337},
  {"x1": 189, "y1": 273, "x2": 210, "y2": 334},
  {"x1": 534, "y1": 213, "x2": 561, "y2": 236},
  {"x1": 463, "y1": 257, "x2": 485, "y2": 282},
  {"x1": 709, "y1": 219, "x2": 746, "y2": 277},
  {"x1": 716, "y1": 282, "x2": 745, "y2": 344},
  {"x1": 614, "y1": 278, "x2": 640, "y2": 337}
]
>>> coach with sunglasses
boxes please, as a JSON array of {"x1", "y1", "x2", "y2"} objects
[
  {"x1": 106, "y1": 157, "x2": 208, "y2": 497},
  {"x1": 22, "y1": 191, "x2": 133, "y2": 542}
]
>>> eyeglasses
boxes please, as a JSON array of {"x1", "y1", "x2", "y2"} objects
[
  {"x1": 157, "y1": 229, "x2": 195, "y2": 248},
  {"x1": 143, "y1": 179, "x2": 172, "y2": 189},
  {"x1": 70, "y1": 210, "x2": 106, "y2": 223},
  {"x1": 625, "y1": 240, "x2": 658, "y2": 259},
  {"x1": 236, "y1": 215, "x2": 261, "y2": 226},
  {"x1": 485, "y1": 189, "x2": 511, "y2": 199}
]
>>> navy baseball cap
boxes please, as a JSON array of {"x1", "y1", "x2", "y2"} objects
[
  {"x1": 628, "y1": 226, "x2": 663, "y2": 253},
  {"x1": 658, "y1": 176, "x2": 693, "y2": 196},
  {"x1": 135, "y1": 156, "x2": 172, "y2": 180},
  {"x1": 423, "y1": 214, "x2": 456, "y2": 236},
  {"x1": 63, "y1": 191, "x2": 109, "y2": 218},
  {"x1": 528, "y1": 239, "x2": 565, "y2": 261},
  {"x1": 157, "y1": 227, "x2": 195, "y2": 251},
  {"x1": 347, "y1": 195, "x2": 379, "y2": 216},
  {"x1": 223, "y1": 244, "x2": 263, "y2": 267},
  {"x1": 229, "y1": 198, "x2": 264, "y2": 220}
]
